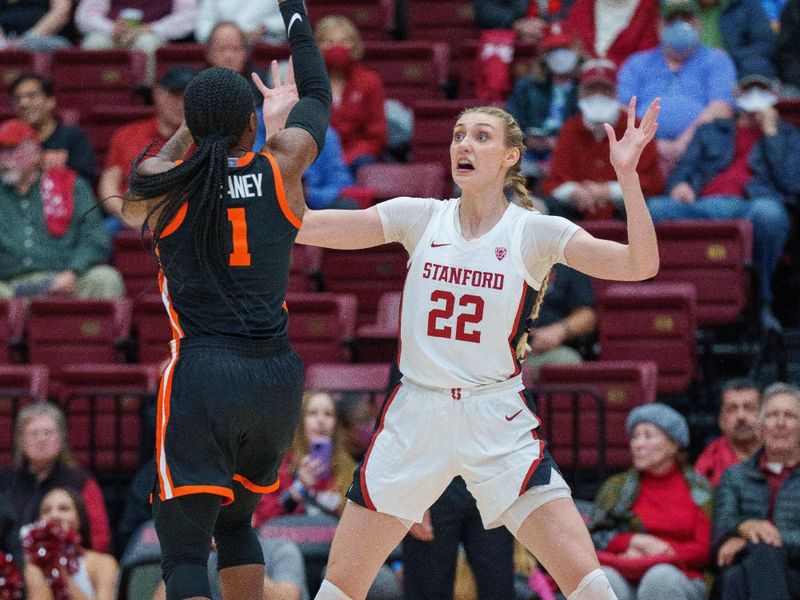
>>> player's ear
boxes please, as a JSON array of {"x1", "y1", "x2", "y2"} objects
[{"x1": 248, "y1": 111, "x2": 258, "y2": 132}]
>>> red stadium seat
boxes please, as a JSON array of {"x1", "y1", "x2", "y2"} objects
[
  {"x1": 356, "y1": 162, "x2": 446, "y2": 201},
  {"x1": 154, "y1": 44, "x2": 206, "y2": 82},
  {"x1": 286, "y1": 292, "x2": 358, "y2": 365},
  {"x1": 27, "y1": 298, "x2": 133, "y2": 372},
  {"x1": 320, "y1": 244, "x2": 408, "y2": 324},
  {"x1": 0, "y1": 50, "x2": 36, "y2": 110},
  {"x1": 305, "y1": 362, "x2": 392, "y2": 402},
  {"x1": 537, "y1": 360, "x2": 658, "y2": 471},
  {"x1": 361, "y1": 41, "x2": 449, "y2": 104},
  {"x1": 577, "y1": 220, "x2": 628, "y2": 298},
  {"x1": 307, "y1": 0, "x2": 395, "y2": 40},
  {"x1": 113, "y1": 230, "x2": 159, "y2": 299},
  {"x1": 0, "y1": 365, "x2": 50, "y2": 465},
  {"x1": 598, "y1": 283, "x2": 697, "y2": 397},
  {"x1": 407, "y1": 0, "x2": 481, "y2": 50},
  {"x1": 655, "y1": 220, "x2": 752, "y2": 326},
  {"x1": 288, "y1": 245, "x2": 321, "y2": 293},
  {"x1": 54, "y1": 364, "x2": 159, "y2": 473},
  {"x1": 354, "y1": 291, "x2": 401, "y2": 362},
  {"x1": 0, "y1": 299, "x2": 26, "y2": 364},
  {"x1": 132, "y1": 294, "x2": 170, "y2": 365},
  {"x1": 777, "y1": 99, "x2": 800, "y2": 128},
  {"x1": 83, "y1": 105, "x2": 155, "y2": 171},
  {"x1": 250, "y1": 44, "x2": 292, "y2": 68},
  {"x1": 51, "y1": 49, "x2": 139, "y2": 110}
]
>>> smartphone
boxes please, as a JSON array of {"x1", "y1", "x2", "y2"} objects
[{"x1": 309, "y1": 437, "x2": 333, "y2": 479}]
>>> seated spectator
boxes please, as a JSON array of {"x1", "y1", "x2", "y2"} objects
[
  {"x1": 474, "y1": 0, "x2": 571, "y2": 44},
  {"x1": 646, "y1": 70, "x2": 798, "y2": 333},
  {"x1": 336, "y1": 393, "x2": 377, "y2": 463},
  {"x1": 588, "y1": 403, "x2": 713, "y2": 600},
  {"x1": 777, "y1": 0, "x2": 800, "y2": 96},
  {"x1": 506, "y1": 26, "x2": 581, "y2": 180},
  {"x1": 10, "y1": 73, "x2": 97, "y2": 183},
  {"x1": 0, "y1": 120, "x2": 123, "y2": 299},
  {"x1": 712, "y1": 383, "x2": 800, "y2": 600},
  {"x1": 564, "y1": 0, "x2": 659, "y2": 67},
  {"x1": 522, "y1": 263, "x2": 597, "y2": 378},
  {"x1": 204, "y1": 21, "x2": 266, "y2": 103},
  {"x1": 697, "y1": 0, "x2": 776, "y2": 78},
  {"x1": 695, "y1": 378, "x2": 761, "y2": 486},
  {"x1": 314, "y1": 16, "x2": 387, "y2": 174},
  {"x1": 194, "y1": 0, "x2": 285, "y2": 45},
  {"x1": 302, "y1": 127, "x2": 357, "y2": 210},
  {"x1": 0, "y1": 403, "x2": 112, "y2": 553},
  {"x1": 0, "y1": 0, "x2": 71, "y2": 51},
  {"x1": 254, "y1": 391, "x2": 355, "y2": 524},
  {"x1": 541, "y1": 59, "x2": 663, "y2": 219},
  {"x1": 23, "y1": 488, "x2": 118, "y2": 600},
  {"x1": 98, "y1": 65, "x2": 196, "y2": 232},
  {"x1": 618, "y1": 0, "x2": 736, "y2": 172},
  {"x1": 75, "y1": 0, "x2": 197, "y2": 84}
]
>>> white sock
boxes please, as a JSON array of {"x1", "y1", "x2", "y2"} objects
[
  {"x1": 314, "y1": 580, "x2": 353, "y2": 600},
  {"x1": 567, "y1": 568, "x2": 618, "y2": 600}
]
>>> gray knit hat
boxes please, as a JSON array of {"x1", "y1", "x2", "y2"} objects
[{"x1": 626, "y1": 403, "x2": 689, "y2": 448}]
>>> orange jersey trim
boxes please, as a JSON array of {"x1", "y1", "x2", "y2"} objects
[
  {"x1": 155, "y1": 339, "x2": 180, "y2": 501},
  {"x1": 159, "y1": 203, "x2": 188, "y2": 238},
  {"x1": 261, "y1": 151, "x2": 302, "y2": 229},
  {"x1": 233, "y1": 474, "x2": 280, "y2": 494},
  {"x1": 170, "y1": 485, "x2": 235, "y2": 503},
  {"x1": 235, "y1": 152, "x2": 255, "y2": 167}
]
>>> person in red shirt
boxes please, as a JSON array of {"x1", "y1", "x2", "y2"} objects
[
  {"x1": 695, "y1": 378, "x2": 761, "y2": 486},
  {"x1": 314, "y1": 16, "x2": 387, "y2": 175},
  {"x1": 587, "y1": 403, "x2": 713, "y2": 600},
  {"x1": 97, "y1": 65, "x2": 196, "y2": 233},
  {"x1": 542, "y1": 59, "x2": 663, "y2": 219}
]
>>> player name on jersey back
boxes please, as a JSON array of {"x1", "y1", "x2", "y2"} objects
[{"x1": 227, "y1": 173, "x2": 263, "y2": 199}]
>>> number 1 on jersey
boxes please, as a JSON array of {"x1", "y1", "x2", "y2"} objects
[{"x1": 227, "y1": 207, "x2": 251, "y2": 267}]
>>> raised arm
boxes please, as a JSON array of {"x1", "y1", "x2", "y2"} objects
[
  {"x1": 564, "y1": 97, "x2": 660, "y2": 281},
  {"x1": 296, "y1": 206, "x2": 387, "y2": 249}
]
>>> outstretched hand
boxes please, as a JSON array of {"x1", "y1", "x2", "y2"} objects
[
  {"x1": 604, "y1": 96, "x2": 660, "y2": 174},
  {"x1": 252, "y1": 58, "x2": 299, "y2": 139}
]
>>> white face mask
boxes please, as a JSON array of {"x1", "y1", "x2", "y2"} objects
[
  {"x1": 736, "y1": 88, "x2": 778, "y2": 113},
  {"x1": 0, "y1": 170, "x2": 20, "y2": 186},
  {"x1": 545, "y1": 48, "x2": 579, "y2": 75},
  {"x1": 578, "y1": 94, "x2": 620, "y2": 124}
]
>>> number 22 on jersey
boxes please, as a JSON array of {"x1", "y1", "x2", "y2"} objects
[
  {"x1": 227, "y1": 207, "x2": 251, "y2": 267},
  {"x1": 427, "y1": 290, "x2": 484, "y2": 343}
]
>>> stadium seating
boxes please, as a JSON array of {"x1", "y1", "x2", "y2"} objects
[
  {"x1": 307, "y1": 0, "x2": 395, "y2": 40},
  {"x1": 362, "y1": 41, "x2": 449, "y2": 104},
  {"x1": 289, "y1": 245, "x2": 322, "y2": 293},
  {"x1": 154, "y1": 44, "x2": 206, "y2": 82},
  {"x1": 54, "y1": 363, "x2": 159, "y2": 474},
  {"x1": 598, "y1": 282, "x2": 697, "y2": 397},
  {"x1": 82, "y1": 105, "x2": 155, "y2": 169},
  {"x1": 536, "y1": 360, "x2": 658, "y2": 472},
  {"x1": 0, "y1": 299, "x2": 26, "y2": 364},
  {"x1": 113, "y1": 230, "x2": 159, "y2": 299},
  {"x1": 777, "y1": 98, "x2": 800, "y2": 128},
  {"x1": 452, "y1": 39, "x2": 540, "y2": 99},
  {"x1": 51, "y1": 49, "x2": 139, "y2": 110},
  {"x1": 354, "y1": 291, "x2": 401, "y2": 362},
  {"x1": 407, "y1": 0, "x2": 481, "y2": 50},
  {"x1": 286, "y1": 292, "x2": 358, "y2": 365},
  {"x1": 27, "y1": 298, "x2": 133, "y2": 372},
  {"x1": 355, "y1": 162, "x2": 446, "y2": 201},
  {"x1": 320, "y1": 243, "x2": 408, "y2": 324},
  {"x1": 305, "y1": 362, "x2": 392, "y2": 404},
  {"x1": 0, "y1": 50, "x2": 36, "y2": 110},
  {"x1": 132, "y1": 294, "x2": 170, "y2": 365},
  {"x1": 0, "y1": 365, "x2": 50, "y2": 464}
]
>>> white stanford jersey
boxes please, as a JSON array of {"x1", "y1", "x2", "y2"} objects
[{"x1": 379, "y1": 197, "x2": 578, "y2": 389}]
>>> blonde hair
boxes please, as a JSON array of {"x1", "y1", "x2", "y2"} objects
[
  {"x1": 13, "y1": 401, "x2": 77, "y2": 469},
  {"x1": 458, "y1": 106, "x2": 548, "y2": 359},
  {"x1": 313, "y1": 16, "x2": 364, "y2": 60},
  {"x1": 290, "y1": 391, "x2": 356, "y2": 514}
]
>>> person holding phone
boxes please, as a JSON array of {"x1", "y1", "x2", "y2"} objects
[{"x1": 254, "y1": 391, "x2": 356, "y2": 523}]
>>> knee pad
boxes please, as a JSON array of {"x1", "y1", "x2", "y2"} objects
[
  {"x1": 315, "y1": 580, "x2": 353, "y2": 600},
  {"x1": 567, "y1": 568, "x2": 618, "y2": 600},
  {"x1": 214, "y1": 523, "x2": 264, "y2": 570},
  {"x1": 165, "y1": 563, "x2": 213, "y2": 600}
]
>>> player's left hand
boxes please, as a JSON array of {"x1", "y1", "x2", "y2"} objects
[
  {"x1": 252, "y1": 59, "x2": 299, "y2": 139},
  {"x1": 605, "y1": 96, "x2": 660, "y2": 174}
]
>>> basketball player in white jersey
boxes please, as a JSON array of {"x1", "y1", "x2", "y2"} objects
[{"x1": 296, "y1": 96, "x2": 661, "y2": 600}]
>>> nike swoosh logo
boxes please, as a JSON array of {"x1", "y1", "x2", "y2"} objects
[
  {"x1": 430, "y1": 242, "x2": 451, "y2": 248},
  {"x1": 288, "y1": 13, "x2": 302, "y2": 36},
  {"x1": 505, "y1": 409, "x2": 523, "y2": 422}
]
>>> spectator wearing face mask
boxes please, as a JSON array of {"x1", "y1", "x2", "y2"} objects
[
  {"x1": 506, "y1": 26, "x2": 581, "y2": 180},
  {"x1": 541, "y1": 59, "x2": 663, "y2": 219},
  {"x1": 618, "y1": 0, "x2": 737, "y2": 173},
  {"x1": 647, "y1": 69, "x2": 800, "y2": 333},
  {"x1": 563, "y1": 0, "x2": 660, "y2": 68}
]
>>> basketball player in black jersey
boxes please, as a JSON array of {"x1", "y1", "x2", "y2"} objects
[{"x1": 118, "y1": 1, "x2": 330, "y2": 598}]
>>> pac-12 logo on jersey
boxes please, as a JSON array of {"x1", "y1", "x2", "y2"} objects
[{"x1": 495, "y1": 247, "x2": 507, "y2": 261}]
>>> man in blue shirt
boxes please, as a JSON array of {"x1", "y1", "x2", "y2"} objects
[{"x1": 618, "y1": 0, "x2": 737, "y2": 172}]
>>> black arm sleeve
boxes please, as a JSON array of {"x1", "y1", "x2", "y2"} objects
[{"x1": 279, "y1": 0, "x2": 332, "y2": 154}]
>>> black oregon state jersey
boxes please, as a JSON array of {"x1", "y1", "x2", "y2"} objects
[{"x1": 155, "y1": 151, "x2": 301, "y2": 341}]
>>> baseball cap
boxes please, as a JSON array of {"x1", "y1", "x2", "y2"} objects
[
  {"x1": 579, "y1": 59, "x2": 617, "y2": 88},
  {"x1": 661, "y1": 0, "x2": 699, "y2": 19},
  {"x1": 157, "y1": 65, "x2": 198, "y2": 92},
  {"x1": 0, "y1": 119, "x2": 38, "y2": 147}
]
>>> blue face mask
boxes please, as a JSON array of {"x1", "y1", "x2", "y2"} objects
[{"x1": 660, "y1": 20, "x2": 699, "y2": 54}]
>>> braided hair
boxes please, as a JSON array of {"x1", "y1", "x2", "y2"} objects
[
  {"x1": 458, "y1": 105, "x2": 549, "y2": 359},
  {"x1": 126, "y1": 67, "x2": 255, "y2": 304}
]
